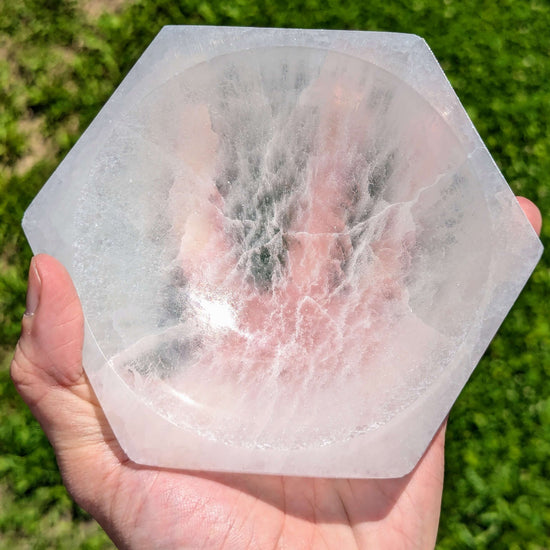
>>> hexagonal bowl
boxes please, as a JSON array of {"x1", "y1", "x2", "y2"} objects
[{"x1": 22, "y1": 27, "x2": 542, "y2": 477}]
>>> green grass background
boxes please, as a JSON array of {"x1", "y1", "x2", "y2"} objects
[{"x1": 0, "y1": 0, "x2": 548, "y2": 547}]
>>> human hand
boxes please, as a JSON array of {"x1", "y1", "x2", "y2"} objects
[{"x1": 11, "y1": 198, "x2": 541, "y2": 549}]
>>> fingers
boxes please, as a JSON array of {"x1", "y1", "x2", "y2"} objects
[{"x1": 517, "y1": 196, "x2": 542, "y2": 236}]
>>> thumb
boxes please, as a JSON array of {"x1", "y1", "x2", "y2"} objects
[
  {"x1": 10, "y1": 254, "x2": 103, "y2": 450},
  {"x1": 13, "y1": 254, "x2": 84, "y2": 388},
  {"x1": 11, "y1": 254, "x2": 130, "y2": 531}
]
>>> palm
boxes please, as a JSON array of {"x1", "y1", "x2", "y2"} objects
[
  {"x1": 99, "y1": 452, "x2": 444, "y2": 549},
  {"x1": 60, "y1": 387, "x2": 445, "y2": 549}
]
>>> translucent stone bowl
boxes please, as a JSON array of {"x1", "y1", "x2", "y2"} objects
[{"x1": 23, "y1": 27, "x2": 543, "y2": 477}]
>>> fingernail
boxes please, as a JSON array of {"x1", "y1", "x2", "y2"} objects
[{"x1": 25, "y1": 257, "x2": 41, "y2": 316}]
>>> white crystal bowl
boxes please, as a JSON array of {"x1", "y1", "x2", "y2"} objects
[{"x1": 23, "y1": 27, "x2": 542, "y2": 477}]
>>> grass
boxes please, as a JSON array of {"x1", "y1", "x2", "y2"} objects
[{"x1": 0, "y1": 0, "x2": 548, "y2": 547}]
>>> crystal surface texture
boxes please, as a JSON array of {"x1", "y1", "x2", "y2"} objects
[{"x1": 22, "y1": 27, "x2": 543, "y2": 478}]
